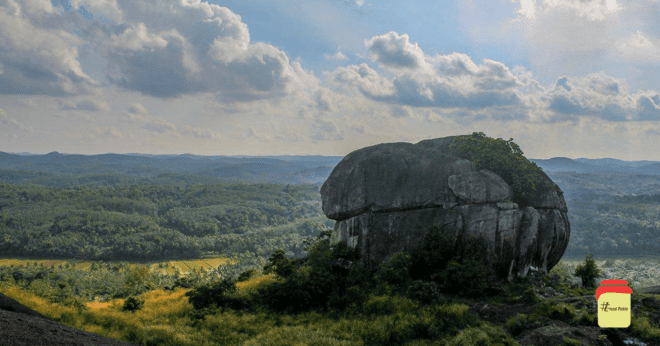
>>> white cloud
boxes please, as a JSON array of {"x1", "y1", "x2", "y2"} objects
[
  {"x1": 616, "y1": 31, "x2": 660, "y2": 62},
  {"x1": 0, "y1": 0, "x2": 100, "y2": 96},
  {"x1": 0, "y1": 108, "x2": 33, "y2": 138},
  {"x1": 329, "y1": 34, "x2": 525, "y2": 111},
  {"x1": 542, "y1": 72, "x2": 660, "y2": 122},
  {"x1": 141, "y1": 117, "x2": 178, "y2": 134},
  {"x1": 60, "y1": 99, "x2": 110, "y2": 112},
  {"x1": 69, "y1": 0, "x2": 123, "y2": 22},
  {"x1": 310, "y1": 118, "x2": 344, "y2": 141},
  {"x1": 538, "y1": 0, "x2": 620, "y2": 21},
  {"x1": 0, "y1": 0, "x2": 318, "y2": 102},
  {"x1": 325, "y1": 47, "x2": 349, "y2": 61},
  {"x1": 355, "y1": 0, "x2": 365, "y2": 6},
  {"x1": 364, "y1": 32, "x2": 430, "y2": 72},
  {"x1": 100, "y1": 0, "x2": 318, "y2": 101},
  {"x1": 96, "y1": 126, "x2": 124, "y2": 139},
  {"x1": 182, "y1": 125, "x2": 221, "y2": 139},
  {"x1": 128, "y1": 103, "x2": 149, "y2": 116},
  {"x1": 329, "y1": 63, "x2": 396, "y2": 98},
  {"x1": 515, "y1": 0, "x2": 537, "y2": 19}
]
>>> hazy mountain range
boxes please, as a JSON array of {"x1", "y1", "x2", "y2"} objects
[{"x1": 1, "y1": 151, "x2": 659, "y2": 186}]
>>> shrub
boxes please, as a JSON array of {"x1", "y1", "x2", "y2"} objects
[
  {"x1": 449, "y1": 132, "x2": 545, "y2": 207},
  {"x1": 237, "y1": 269, "x2": 258, "y2": 282},
  {"x1": 262, "y1": 249, "x2": 297, "y2": 278},
  {"x1": 521, "y1": 286, "x2": 541, "y2": 305},
  {"x1": 185, "y1": 278, "x2": 247, "y2": 311},
  {"x1": 410, "y1": 223, "x2": 456, "y2": 282},
  {"x1": 406, "y1": 280, "x2": 445, "y2": 306},
  {"x1": 123, "y1": 296, "x2": 144, "y2": 312},
  {"x1": 439, "y1": 234, "x2": 498, "y2": 298},
  {"x1": 376, "y1": 252, "x2": 413, "y2": 292},
  {"x1": 573, "y1": 253, "x2": 603, "y2": 289}
]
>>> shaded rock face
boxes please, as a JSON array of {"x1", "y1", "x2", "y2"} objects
[{"x1": 321, "y1": 137, "x2": 570, "y2": 282}]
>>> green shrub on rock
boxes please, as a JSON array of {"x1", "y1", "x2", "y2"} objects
[{"x1": 449, "y1": 131, "x2": 545, "y2": 207}]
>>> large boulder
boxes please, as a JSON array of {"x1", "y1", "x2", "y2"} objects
[{"x1": 321, "y1": 136, "x2": 570, "y2": 282}]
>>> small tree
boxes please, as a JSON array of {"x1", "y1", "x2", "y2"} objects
[{"x1": 573, "y1": 253, "x2": 603, "y2": 289}]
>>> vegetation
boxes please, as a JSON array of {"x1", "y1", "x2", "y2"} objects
[
  {"x1": 0, "y1": 181, "x2": 331, "y2": 261},
  {"x1": 573, "y1": 253, "x2": 604, "y2": 289},
  {"x1": 3, "y1": 236, "x2": 660, "y2": 346},
  {"x1": 449, "y1": 132, "x2": 547, "y2": 207}
]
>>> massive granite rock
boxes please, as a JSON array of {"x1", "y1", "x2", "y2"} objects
[{"x1": 321, "y1": 136, "x2": 570, "y2": 282}]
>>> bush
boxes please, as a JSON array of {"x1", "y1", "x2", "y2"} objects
[
  {"x1": 407, "y1": 280, "x2": 445, "y2": 306},
  {"x1": 237, "y1": 269, "x2": 258, "y2": 282},
  {"x1": 449, "y1": 132, "x2": 545, "y2": 207},
  {"x1": 185, "y1": 278, "x2": 247, "y2": 311},
  {"x1": 521, "y1": 286, "x2": 541, "y2": 305},
  {"x1": 573, "y1": 253, "x2": 603, "y2": 289},
  {"x1": 376, "y1": 252, "x2": 412, "y2": 292},
  {"x1": 123, "y1": 296, "x2": 144, "y2": 312},
  {"x1": 440, "y1": 234, "x2": 498, "y2": 298},
  {"x1": 410, "y1": 223, "x2": 456, "y2": 282}
]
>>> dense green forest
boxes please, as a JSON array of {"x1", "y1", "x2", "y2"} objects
[
  {"x1": 2, "y1": 165, "x2": 660, "y2": 262},
  {"x1": 0, "y1": 177, "x2": 333, "y2": 262},
  {"x1": 563, "y1": 192, "x2": 660, "y2": 258}
]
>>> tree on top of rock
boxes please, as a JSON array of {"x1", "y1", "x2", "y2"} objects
[{"x1": 449, "y1": 132, "x2": 543, "y2": 207}]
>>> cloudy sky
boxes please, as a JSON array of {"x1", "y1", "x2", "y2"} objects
[{"x1": 1, "y1": 0, "x2": 659, "y2": 159}]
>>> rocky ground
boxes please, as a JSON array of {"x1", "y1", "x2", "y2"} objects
[
  {"x1": 0, "y1": 292, "x2": 139, "y2": 346},
  {"x1": 457, "y1": 271, "x2": 660, "y2": 346}
]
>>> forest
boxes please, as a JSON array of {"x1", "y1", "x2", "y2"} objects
[
  {"x1": 2, "y1": 167, "x2": 660, "y2": 262},
  {"x1": 0, "y1": 177, "x2": 333, "y2": 263}
]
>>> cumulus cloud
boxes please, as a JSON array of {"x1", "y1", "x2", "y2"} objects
[
  {"x1": 329, "y1": 63, "x2": 396, "y2": 98},
  {"x1": 310, "y1": 118, "x2": 344, "y2": 141},
  {"x1": 0, "y1": 0, "x2": 100, "y2": 96},
  {"x1": 100, "y1": 0, "x2": 318, "y2": 101},
  {"x1": 543, "y1": 72, "x2": 660, "y2": 122},
  {"x1": 365, "y1": 32, "x2": 430, "y2": 71},
  {"x1": 615, "y1": 31, "x2": 660, "y2": 62},
  {"x1": 325, "y1": 46, "x2": 348, "y2": 61},
  {"x1": 329, "y1": 34, "x2": 524, "y2": 111},
  {"x1": 0, "y1": 0, "x2": 318, "y2": 102}
]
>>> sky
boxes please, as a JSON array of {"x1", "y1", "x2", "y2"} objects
[{"x1": 1, "y1": 0, "x2": 659, "y2": 160}]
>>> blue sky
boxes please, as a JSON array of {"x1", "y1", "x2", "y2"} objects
[{"x1": 1, "y1": 0, "x2": 659, "y2": 160}]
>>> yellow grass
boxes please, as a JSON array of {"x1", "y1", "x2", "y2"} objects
[{"x1": 0, "y1": 257, "x2": 235, "y2": 277}]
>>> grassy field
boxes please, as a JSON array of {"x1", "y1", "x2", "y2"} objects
[
  {"x1": 3, "y1": 254, "x2": 660, "y2": 345},
  {"x1": 0, "y1": 257, "x2": 235, "y2": 276}
]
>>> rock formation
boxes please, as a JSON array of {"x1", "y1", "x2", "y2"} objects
[{"x1": 320, "y1": 136, "x2": 570, "y2": 282}]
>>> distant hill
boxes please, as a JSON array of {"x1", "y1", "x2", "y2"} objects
[
  {"x1": 1, "y1": 151, "x2": 658, "y2": 187},
  {"x1": 0, "y1": 151, "x2": 344, "y2": 186},
  {"x1": 531, "y1": 157, "x2": 660, "y2": 175}
]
